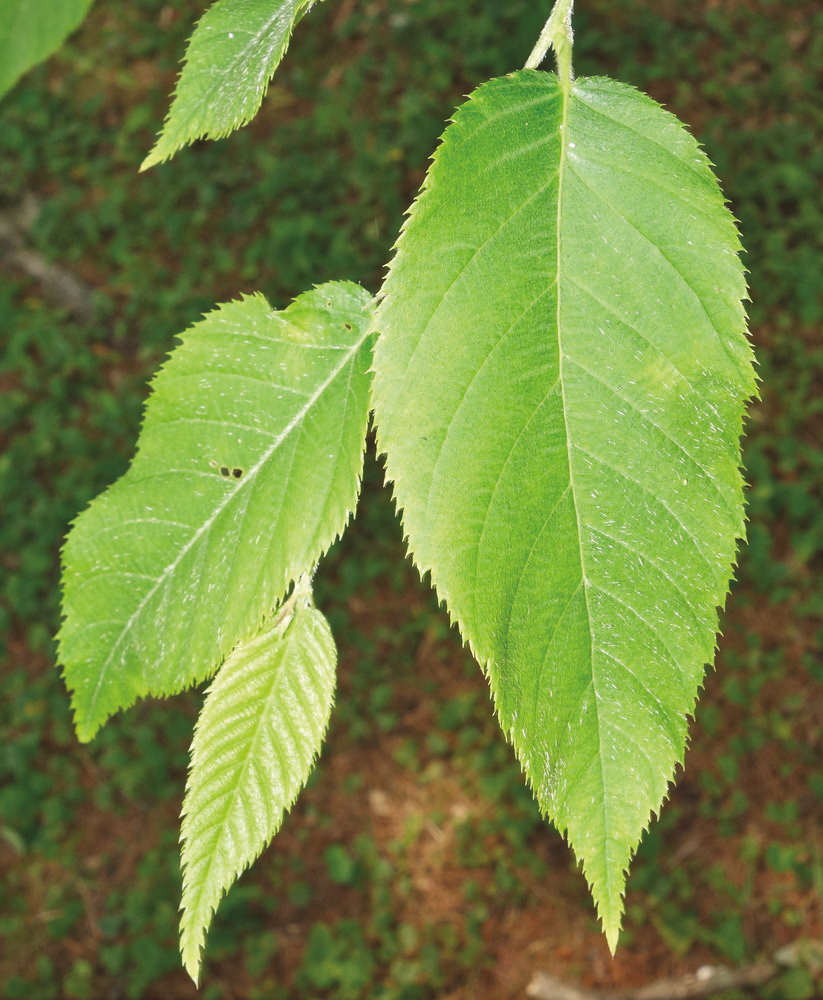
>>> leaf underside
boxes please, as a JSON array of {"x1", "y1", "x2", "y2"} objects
[
  {"x1": 180, "y1": 578, "x2": 336, "y2": 984},
  {"x1": 59, "y1": 281, "x2": 373, "y2": 741},
  {"x1": 141, "y1": 0, "x2": 314, "y2": 169},
  {"x1": 372, "y1": 70, "x2": 755, "y2": 947},
  {"x1": 0, "y1": 0, "x2": 93, "y2": 98}
]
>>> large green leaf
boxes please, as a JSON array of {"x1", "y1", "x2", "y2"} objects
[
  {"x1": 180, "y1": 575, "x2": 335, "y2": 983},
  {"x1": 59, "y1": 282, "x2": 373, "y2": 741},
  {"x1": 0, "y1": 0, "x2": 93, "y2": 98},
  {"x1": 141, "y1": 0, "x2": 315, "y2": 169},
  {"x1": 372, "y1": 70, "x2": 755, "y2": 947}
]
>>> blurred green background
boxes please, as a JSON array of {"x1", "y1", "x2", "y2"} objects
[{"x1": 1, "y1": 1, "x2": 821, "y2": 997}]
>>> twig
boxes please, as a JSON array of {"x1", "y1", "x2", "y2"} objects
[
  {"x1": 0, "y1": 195, "x2": 94, "y2": 321},
  {"x1": 527, "y1": 940, "x2": 823, "y2": 1000}
]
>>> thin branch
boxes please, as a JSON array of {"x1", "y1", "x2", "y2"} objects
[
  {"x1": 0, "y1": 194, "x2": 94, "y2": 321},
  {"x1": 525, "y1": 0, "x2": 574, "y2": 88},
  {"x1": 527, "y1": 939, "x2": 823, "y2": 1000}
]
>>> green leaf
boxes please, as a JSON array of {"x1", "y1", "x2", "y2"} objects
[
  {"x1": 0, "y1": 0, "x2": 93, "y2": 98},
  {"x1": 141, "y1": 0, "x2": 315, "y2": 170},
  {"x1": 180, "y1": 575, "x2": 335, "y2": 983},
  {"x1": 372, "y1": 71, "x2": 755, "y2": 948},
  {"x1": 59, "y1": 281, "x2": 373, "y2": 741}
]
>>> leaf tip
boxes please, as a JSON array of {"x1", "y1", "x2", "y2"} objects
[
  {"x1": 180, "y1": 898, "x2": 207, "y2": 985},
  {"x1": 182, "y1": 944, "x2": 201, "y2": 987},
  {"x1": 139, "y1": 147, "x2": 163, "y2": 172},
  {"x1": 65, "y1": 684, "x2": 98, "y2": 744},
  {"x1": 605, "y1": 923, "x2": 620, "y2": 956}
]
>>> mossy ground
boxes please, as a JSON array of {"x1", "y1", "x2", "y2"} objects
[{"x1": 1, "y1": 1, "x2": 821, "y2": 997}]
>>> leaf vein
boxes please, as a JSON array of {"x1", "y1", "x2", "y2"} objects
[
  {"x1": 566, "y1": 160, "x2": 741, "y2": 376},
  {"x1": 571, "y1": 443, "x2": 718, "y2": 574},
  {"x1": 564, "y1": 355, "x2": 736, "y2": 520}
]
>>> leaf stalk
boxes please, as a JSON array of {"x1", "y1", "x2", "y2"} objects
[{"x1": 525, "y1": 0, "x2": 574, "y2": 89}]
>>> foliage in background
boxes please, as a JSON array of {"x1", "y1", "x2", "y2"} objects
[
  {"x1": 55, "y1": 0, "x2": 757, "y2": 969},
  {"x1": 0, "y1": 0, "x2": 94, "y2": 98},
  {"x1": 59, "y1": 282, "x2": 373, "y2": 741},
  {"x1": 180, "y1": 576, "x2": 338, "y2": 983},
  {"x1": 372, "y1": 65, "x2": 754, "y2": 949},
  {"x1": 1, "y1": 0, "x2": 821, "y2": 997},
  {"x1": 142, "y1": 0, "x2": 318, "y2": 169}
]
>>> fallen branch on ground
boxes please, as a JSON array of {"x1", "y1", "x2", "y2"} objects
[
  {"x1": 527, "y1": 940, "x2": 823, "y2": 1000},
  {"x1": 0, "y1": 194, "x2": 94, "y2": 320}
]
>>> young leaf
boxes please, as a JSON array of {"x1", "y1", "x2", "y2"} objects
[
  {"x1": 0, "y1": 0, "x2": 93, "y2": 98},
  {"x1": 141, "y1": 0, "x2": 315, "y2": 170},
  {"x1": 59, "y1": 282, "x2": 373, "y2": 741},
  {"x1": 180, "y1": 575, "x2": 335, "y2": 984},
  {"x1": 372, "y1": 71, "x2": 755, "y2": 948}
]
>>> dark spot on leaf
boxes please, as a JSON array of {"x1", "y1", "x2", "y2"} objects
[
  {"x1": 232, "y1": 468, "x2": 244, "y2": 479},
  {"x1": 343, "y1": 322, "x2": 353, "y2": 331},
  {"x1": 219, "y1": 466, "x2": 230, "y2": 477}
]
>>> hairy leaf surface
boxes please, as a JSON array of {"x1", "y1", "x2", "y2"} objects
[
  {"x1": 142, "y1": 0, "x2": 315, "y2": 169},
  {"x1": 180, "y1": 577, "x2": 335, "y2": 983},
  {"x1": 0, "y1": 0, "x2": 93, "y2": 98},
  {"x1": 60, "y1": 282, "x2": 372, "y2": 741},
  {"x1": 372, "y1": 70, "x2": 755, "y2": 946}
]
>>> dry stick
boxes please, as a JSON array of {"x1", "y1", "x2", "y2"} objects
[
  {"x1": 0, "y1": 197, "x2": 94, "y2": 320},
  {"x1": 527, "y1": 964, "x2": 776, "y2": 1000},
  {"x1": 527, "y1": 940, "x2": 823, "y2": 1000}
]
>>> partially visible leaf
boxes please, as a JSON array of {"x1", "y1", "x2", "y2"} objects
[
  {"x1": 59, "y1": 281, "x2": 373, "y2": 741},
  {"x1": 0, "y1": 0, "x2": 93, "y2": 98},
  {"x1": 372, "y1": 71, "x2": 755, "y2": 948},
  {"x1": 141, "y1": 0, "x2": 315, "y2": 169},
  {"x1": 180, "y1": 575, "x2": 335, "y2": 984}
]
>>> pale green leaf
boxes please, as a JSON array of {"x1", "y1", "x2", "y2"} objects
[
  {"x1": 141, "y1": 0, "x2": 315, "y2": 169},
  {"x1": 59, "y1": 281, "x2": 373, "y2": 741},
  {"x1": 0, "y1": 0, "x2": 93, "y2": 98},
  {"x1": 372, "y1": 71, "x2": 755, "y2": 948},
  {"x1": 180, "y1": 575, "x2": 335, "y2": 983}
]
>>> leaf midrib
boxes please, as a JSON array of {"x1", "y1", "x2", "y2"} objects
[{"x1": 556, "y1": 82, "x2": 613, "y2": 918}]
